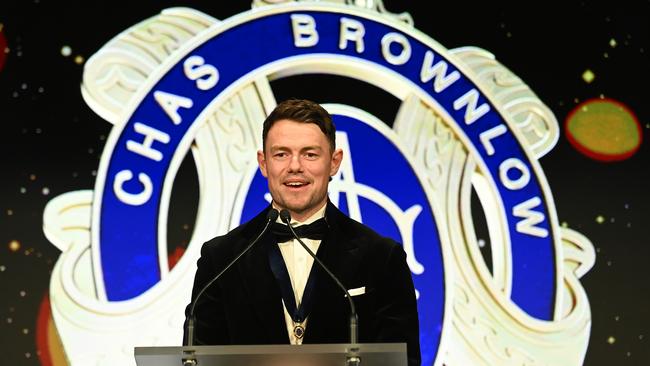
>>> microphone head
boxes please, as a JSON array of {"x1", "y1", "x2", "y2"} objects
[
  {"x1": 267, "y1": 209, "x2": 280, "y2": 222},
  {"x1": 279, "y1": 209, "x2": 291, "y2": 223}
]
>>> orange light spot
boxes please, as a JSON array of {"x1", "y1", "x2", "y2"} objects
[{"x1": 565, "y1": 98, "x2": 642, "y2": 161}]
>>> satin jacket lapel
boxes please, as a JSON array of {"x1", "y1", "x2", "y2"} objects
[
  {"x1": 236, "y1": 210, "x2": 288, "y2": 343},
  {"x1": 304, "y1": 203, "x2": 361, "y2": 343}
]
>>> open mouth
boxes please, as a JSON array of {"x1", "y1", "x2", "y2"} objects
[{"x1": 284, "y1": 181, "x2": 309, "y2": 189}]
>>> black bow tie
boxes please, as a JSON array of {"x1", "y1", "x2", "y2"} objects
[{"x1": 271, "y1": 217, "x2": 329, "y2": 242}]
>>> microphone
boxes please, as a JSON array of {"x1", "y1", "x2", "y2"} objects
[
  {"x1": 278, "y1": 209, "x2": 360, "y2": 351},
  {"x1": 184, "y1": 208, "x2": 279, "y2": 351}
]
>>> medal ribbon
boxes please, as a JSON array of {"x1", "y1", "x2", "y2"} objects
[{"x1": 267, "y1": 233, "x2": 320, "y2": 333}]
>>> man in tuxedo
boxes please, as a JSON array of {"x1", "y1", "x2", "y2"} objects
[{"x1": 184, "y1": 98, "x2": 421, "y2": 365}]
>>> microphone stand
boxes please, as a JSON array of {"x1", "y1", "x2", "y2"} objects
[
  {"x1": 279, "y1": 210, "x2": 361, "y2": 366},
  {"x1": 182, "y1": 209, "x2": 279, "y2": 365}
]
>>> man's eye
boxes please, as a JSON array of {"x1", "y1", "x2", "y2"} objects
[
  {"x1": 305, "y1": 153, "x2": 318, "y2": 159},
  {"x1": 274, "y1": 152, "x2": 287, "y2": 158}
]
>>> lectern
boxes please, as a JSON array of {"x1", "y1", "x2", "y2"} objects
[{"x1": 134, "y1": 343, "x2": 406, "y2": 366}]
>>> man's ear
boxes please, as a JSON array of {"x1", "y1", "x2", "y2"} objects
[
  {"x1": 330, "y1": 148, "x2": 343, "y2": 176},
  {"x1": 257, "y1": 150, "x2": 268, "y2": 177}
]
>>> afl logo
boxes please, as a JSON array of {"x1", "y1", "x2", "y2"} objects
[{"x1": 43, "y1": 1, "x2": 595, "y2": 365}]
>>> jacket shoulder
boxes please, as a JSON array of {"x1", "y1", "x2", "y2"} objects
[
  {"x1": 200, "y1": 207, "x2": 271, "y2": 256},
  {"x1": 329, "y1": 206, "x2": 401, "y2": 253}
]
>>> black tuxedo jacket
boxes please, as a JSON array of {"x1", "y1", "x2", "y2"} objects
[{"x1": 184, "y1": 203, "x2": 421, "y2": 366}]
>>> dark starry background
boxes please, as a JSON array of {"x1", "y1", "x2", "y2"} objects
[{"x1": 0, "y1": 0, "x2": 648, "y2": 365}]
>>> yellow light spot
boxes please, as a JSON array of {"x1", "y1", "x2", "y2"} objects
[
  {"x1": 596, "y1": 215, "x2": 605, "y2": 224},
  {"x1": 607, "y1": 336, "x2": 616, "y2": 344},
  {"x1": 582, "y1": 69, "x2": 595, "y2": 84},
  {"x1": 74, "y1": 55, "x2": 84, "y2": 64},
  {"x1": 561, "y1": 221, "x2": 569, "y2": 228},
  {"x1": 609, "y1": 38, "x2": 617, "y2": 48},
  {"x1": 6, "y1": 209, "x2": 12, "y2": 216},
  {"x1": 29, "y1": 174, "x2": 36, "y2": 181},
  {"x1": 8, "y1": 240, "x2": 20, "y2": 252}
]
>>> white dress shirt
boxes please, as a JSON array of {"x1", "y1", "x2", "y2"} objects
[{"x1": 273, "y1": 203, "x2": 326, "y2": 345}]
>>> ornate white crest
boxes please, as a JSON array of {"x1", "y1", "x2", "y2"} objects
[{"x1": 43, "y1": 2, "x2": 594, "y2": 365}]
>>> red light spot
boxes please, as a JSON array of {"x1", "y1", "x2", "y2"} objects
[
  {"x1": 168, "y1": 246, "x2": 186, "y2": 269},
  {"x1": 0, "y1": 25, "x2": 7, "y2": 72},
  {"x1": 36, "y1": 293, "x2": 54, "y2": 366}
]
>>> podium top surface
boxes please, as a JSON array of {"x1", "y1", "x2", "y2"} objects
[{"x1": 135, "y1": 343, "x2": 407, "y2": 366}]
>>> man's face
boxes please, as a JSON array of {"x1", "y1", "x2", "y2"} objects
[{"x1": 257, "y1": 119, "x2": 343, "y2": 222}]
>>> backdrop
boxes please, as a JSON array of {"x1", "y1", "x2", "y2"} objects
[{"x1": 1, "y1": 1, "x2": 648, "y2": 365}]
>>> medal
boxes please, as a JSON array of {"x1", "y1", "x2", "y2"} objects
[{"x1": 293, "y1": 322, "x2": 305, "y2": 339}]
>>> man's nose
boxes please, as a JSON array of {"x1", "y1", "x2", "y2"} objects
[{"x1": 288, "y1": 155, "x2": 303, "y2": 172}]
